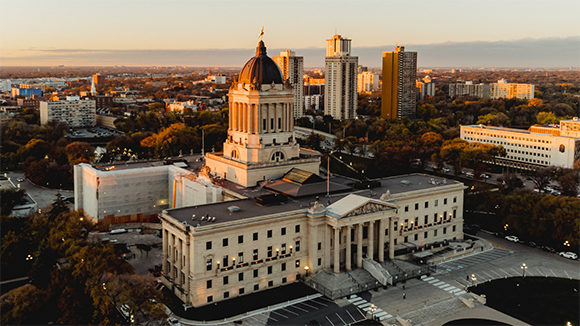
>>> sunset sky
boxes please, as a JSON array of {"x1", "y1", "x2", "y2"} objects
[{"x1": 1, "y1": 0, "x2": 578, "y2": 67}]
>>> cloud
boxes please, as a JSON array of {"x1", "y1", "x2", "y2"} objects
[{"x1": 1, "y1": 37, "x2": 578, "y2": 67}]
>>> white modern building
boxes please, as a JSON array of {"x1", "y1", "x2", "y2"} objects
[
  {"x1": 305, "y1": 94, "x2": 322, "y2": 111},
  {"x1": 74, "y1": 163, "x2": 243, "y2": 229},
  {"x1": 273, "y1": 50, "x2": 305, "y2": 118},
  {"x1": 357, "y1": 71, "x2": 379, "y2": 93},
  {"x1": 40, "y1": 96, "x2": 96, "y2": 127},
  {"x1": 324, "y1": 34, "x2": 358, "y2": 120},
  {"x1": 460, "y1": 118, "x2": 580, "y2": 170},
  {"x1": 491, "y1": 79, "x2": 535, "y2": 100}
]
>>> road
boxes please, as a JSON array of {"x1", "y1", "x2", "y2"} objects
[{"x1": 3, "y1": 171, "x2": 75, "y2": 211}]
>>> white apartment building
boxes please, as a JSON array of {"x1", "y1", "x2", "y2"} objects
[
  {"x1": 460, "y1": 119, "x2": 580, "y2": 170},
  {"x1": 325, "y1": 35, "x2": 358, "y2": 120},
  {"x1": 491, "y1": 79, "x2": 535, "y2": 100},
  {"x1": 416, "y1": 76, "x2": 435, "y2": 100},
  {"x1": 305, "y1": 94, "x2": 322, "y2": 111},
  {"x1": 449, "y1": 81, "x2": 490, "y2": 99},
  {"x1": 273, "y1": 50, "x2": 305, "y2": 118},
  {"x1": 167, "y1": 100, "x2": 199, "y2": 112},
  {"x1": 161, "y1": 173, "x2": 465, "y2": 307},
  {"x1": 357, "y1": 71, "x2": 379, "y2": 93},
  {"x1": 40, "y1": 96, "x2": 96, "y2": 127},
  {"x1": 74, "y1": 163, "x2": 243, "y2": 229}
]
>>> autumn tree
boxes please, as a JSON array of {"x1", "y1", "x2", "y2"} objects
[
  {"x1": 439, "y1": 138, "x2": 469, "y2": 176},
  {"x1": 65, "y1": 141, "x2": 94, "y2": 164}
]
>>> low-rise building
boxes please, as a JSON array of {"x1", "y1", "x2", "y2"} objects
[
  {"x1": 40, "y1": 96, "x2": 96, "y2": 127},
  {"x1": 357, "y1": 71, "x2": 379, "y2": 93},
  {"x1": 0, "y1": 179, "x2": 37, "y2": 217}
]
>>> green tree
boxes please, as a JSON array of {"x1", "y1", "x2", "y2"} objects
[
  {"x1": 536, "y1": 112, "x2": 560, "y2": 124},
  {"x1": 0, "y1": 188, "x2": 27, "y2": 216}
]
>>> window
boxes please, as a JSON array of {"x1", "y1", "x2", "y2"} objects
[
  {"x1": 295, "y1": 260, "x2": 300, "y2": 268},
  {"x1": 224, "y1": 291, "x2": 229, "y2": 299},
  {"x1": 206, "y1": 241, "x2": 212, "y2": 250},
  {"x1": 268, "y1": 266, "x2": 272, "y2": 274},
  {"x1": 207, "y1": 280, "x2": 212, "y2": 289},
  {"x1": 404, "y1": 236, "x2": 408, "y2": 243},
  {"x1": 238, "y1": 235, "x2": 243, "y2": 244},
  {"x1": 254, "y1": 284, "x2": 259, "y2": 291},
  {"x1": 453, "y1": 210, "x2": 457, "y2": 219},
  {"x1": 206, "y1": 259, "x2": 212, "y2": 271},
  {"x1": 238, "y1": 273, "x2": 244, "y2": 281},
  {"x1": 253, "y1": 249, "x2": 258, "y2": 261},
  {"x1": 253, "y1": 232, "x2": 258, "y2": 241},
  {"x1": 424, "y1": 231, "x2": 428, "y2": 239},
  {"x1": 295, "y1": 241, "x2": 301, "y2": 252},
  {"x1": 444, "y1": 198, "x2": 447, "y2": 205},
  {"x1": 207, "y1": 296, "x2": 213, "y2": 303},
  {"x1": 453, "y1": 196, "x2": 457, "y2": 203},
  {"x1": 223, "y1": 276, "x2": 229, "y2": 285},
  {"x1": 443, "y1": 227, "x2": 447, "y2": 234},
  {"x1": 385, "y1": 229, "x2": 388, "y2": 236},
  {"x1": 295, "y1": 225, "x2": 300, "y2": 233},
  {"x1": 394, "y1": 222, "x2": 398, "y2": 231},
  {"x1": 425, "y1": 201, "x2": 429, "y2": 208},
  {"x1": 223, "y1": 238, "x2": 228, "y2": 247},
  {"x1": 317, "y1": 242, "x2": 321, "y2": 250},
  {"x1": 424, "y1": 215, "x2": 428, "y2": 224},
  {"x1": 281, "y1": 243, "x2": 286, "y2": 254},
  {"x1": 238, "y1": 252, "x2": 244, "y2": 264},
  {"x1": 318, "y1": 258, "x2": 322, "y2": 266},
  {"x1": 363, "y1": 226, "x2": 368, "y2": 239},
  {"x1": 267, "y1": 230, "x2": 272, "y2": 238},
  {"x1": 282, "y1": 277, "x2": 287, "y2": 284},
  {"x1": 404, "y1": 219, "x2": 409, "y2": 227},
  {"x1": 270, "y1": 118, "x2": 274, "y2": 130},
  {"x1": 405, "y1": 205, "x2": 409, "y2": 212},
  {"x1": 268, "y1": 280, "x2": 274, "y2": 287},
  {"x1": 281, "y1": 227, "x2": 286, "y2": 236},
  {"x1": 434, "y1": 199, "x2": 438, "y2": 207},
  {"x1": 263, "y1": 119, "x2": 266, "y2": 131},
  {"x1": 559, "y1": 144, "x2": 565, "y2": 153},
  {"x1": 415, "y1": 203, "x2": 419, "y2": 210},
  {"x1": 239, "y1": 287, "x2": 245, "y2": 295},
  {"x1": 414, "y1": 234, "x2": 418, "y2": 241},
  {"x1": 253, "y1": 269, "x2": 258, "y2": 278},
  {"x1": 434, "y1": 229, "x2": 438, "y2": 236},
  {"x1": 278, "y1": 118, "x2": 281, "y2": 129},
  {"x1": 223, "y1": 255, "x2": 228, "y2": 267},
  {"x1": 267, "y1": 246, "x2": 272, "y2": 257},
  {"x1": 281, "y1": 262, "x2": 286, "y2": 271},
  {"x1": 453, "y1": 225, "x2": 456, "y2": 232},
  {"x1": 394, "y1": 239, "x2": 397, "y2": 245}
]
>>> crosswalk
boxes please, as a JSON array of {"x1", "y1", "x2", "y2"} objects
[
  {"x1": 420, "y1": 275, "x2": 467, "y2": 295},
  {"x1": 347, "y1": 294, "x2": 392, "y2": 320},
  {"x1": 437, "y1": 248, "x2": 512, "y2": 271}
]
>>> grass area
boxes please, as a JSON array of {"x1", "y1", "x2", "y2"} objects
[
  {"x1": 470, "y1": 277, "x2": 579, "y2": 325},
  {"x1": 162, "y1": 282, "x2": 317, "y2": 321}
]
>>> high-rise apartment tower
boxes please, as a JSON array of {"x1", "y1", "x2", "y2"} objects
[
  {"x1": 381, "y1": 46, "x2": 417, "y2": 119},
  {"x1": 324, "y1": 35, "x2": 358, "y2": 120},
  {"x1": 273, "y1": 50, "x2": 304, "y2": 118}
]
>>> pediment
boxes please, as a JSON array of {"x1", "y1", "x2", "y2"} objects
[
  {"x1": 325, "y1": 194, "x2": 396, "y2": 219},
  {"x1": 343, "y1": 202, "x2": 394, "y2": 218}
]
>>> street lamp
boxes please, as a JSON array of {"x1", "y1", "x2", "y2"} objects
[
  {"x1": 564, "y1": 240, "x2": 570, "y2": 247},
  {"x1": 304, "y1": 266, "x2": 309, "y2": 276},
  {"x1": 368, "y1": 304, "x2": 377, "y2": 320},
  {"x1": 504, "y1": 224, "x2": 509, "y2": 231},
  {"x1": 289, "y1": 245, "x2": 293, "y2": 254},
  {"x1": 521, "y1": 263, "x2": 527, "y2": 277},
  {"x1": 471, "y1": 274, "x2": 476, "y2": 287}
]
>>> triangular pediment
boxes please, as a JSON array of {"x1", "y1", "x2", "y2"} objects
[{"x1": 325, "y1": 194, "x2": 396, "y2": 219}]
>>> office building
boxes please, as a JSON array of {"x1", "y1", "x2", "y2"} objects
[
  {"x1": 93, "y1": 74, "x2": 105, "y2": 93},
  {"x1": 449, "y1": 81, "x2": 490, "y2": 99},
  {"x1": 324, "y1": 35, "x2": 358, "y2": 120},
  {"x1": 11, "y1": 87, "x2": 42, "y2": 99},
  {"x1": 491, "y1": 79, "x2": 535, "y2": 100},
  {"x1": 273, "y1": 50, "x2": 304, "y2": 118},
  {"x1": 40, "y1": 96, "x2": 96, "y2": 127},
  {"x1": 460, "y1": 117, "x2": 580, "y2": 170},
  {"x1": 357, "y1": 71, "x2": 379, "y2": 93},
  {"x1": 416, "y1": 76, "x2": 435, "y2": 100},
  {"x1": 381, "y1": 46, "x2": 417, "y2": 119},
  {"x1": 204, "y1": 39, "x2": 320, "y2": 187}
]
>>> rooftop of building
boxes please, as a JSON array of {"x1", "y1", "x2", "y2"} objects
[
  {"x1": 164, "y1": 173, "x2": 464, "y2": 227},
  {"x1": 462, "y1": 124, "x2": 580, "y2": 138},
  {"x1": 85, "y1": 155, "x2": 204, "y2": 173}
]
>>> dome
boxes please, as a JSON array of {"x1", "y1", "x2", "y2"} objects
[{"x1": 238, "y1": 41, "x2": 284, "y2": 85}]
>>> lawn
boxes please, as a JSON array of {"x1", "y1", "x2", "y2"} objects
[{"x1": 470, "y1": 277, "x2": 579, "y2": 325}]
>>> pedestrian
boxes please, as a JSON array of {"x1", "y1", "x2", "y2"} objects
[
  {"x1": 403, "y1": 293, "x2": 406, "y2": 299},
  {"x1": 466, "y1": 275, "x2": 469, "y2": 281},
  {"x1": 402, "y1": 283, "x2": 406, "y2": 290}
]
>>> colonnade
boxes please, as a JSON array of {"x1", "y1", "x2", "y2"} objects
[
  {"x1": 229, "y1": 102, "x2": 294, "y2": 134},
  {"x1": 163, "y1": 229, "x2": 190, "y2": 292}
]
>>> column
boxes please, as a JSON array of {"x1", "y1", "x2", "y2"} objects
[
  {"x1": 182, "y1": 239, "x2": 189, "y2": 292},
  {"x1": 357, "y1": 223, "x2": 363, "y2": 268},
  {"x1": 243, "y1": 104, "x2": 248, "y2": 133},
  {"x1": 345, "y1": 225, "x2": 352, "y2": 271},
  {"x1": 228, "y1": 102, "x2": 233, "y2": 131},
  {"x1": 333, "y1": 227, "x2": 340, "y2": 274},
  {"x1": 176, "y1": 238, "x2": 182, "y2": 286},
  {"x1": 308, "y1": 223, "x2": 317, "y2": 272},
  {"x1": 266, "y1": 104, "x2": 270, "y2": 133},
  {"x1": 324, "y1": 225, "x2": 331, "y2": 268},
  {"x1": 378, "y1": 218, "x2": 385, "y2": 263},
  {"x1": 163, "y1": 229, "x2": 168, "y2": 274},
  {"x1": 389, "y1": 217, "x2": 396, "y2": 260},
  {"x1": 250, "y1": 104, "x2": 255, "y2": 134},
  {"x1": 369, "y1": 220, "x2": 374, "y2": 260}
]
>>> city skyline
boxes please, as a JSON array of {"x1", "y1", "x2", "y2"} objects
[{"x1": 1, "y1": 0, "x2": 578, "y2": 67}]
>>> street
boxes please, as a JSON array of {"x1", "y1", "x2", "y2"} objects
[{"x1": 3, "y1": 171, "x2": 74, "y2": 211}]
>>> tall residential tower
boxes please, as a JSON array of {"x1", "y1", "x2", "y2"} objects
[
  {"x1": 324, "y1": 35, "x2": 358, "y2": 120},
  {"x1": 381, "y1": 46, "x2": 417, "y2": 120},
  {"x1": 273, "y1": 50, "x2": 304, "y2": 118}
]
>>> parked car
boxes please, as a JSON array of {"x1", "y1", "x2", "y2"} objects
[
  {"x1": 442, "y1": 168, "x2": 450, "y2": 173},
  {"x1": 504, "y1": 235, "x2": 519, "y2": 242},
  {"x1": 559, "y1": 252, "x2": 578, "y2": 260},
  {"x1": 540, "y1": 246, "x2": 556, "y2": 253},
  {"x1": 524, "y1": 241, "x2": 537, "y2": 247},
  {"x1": 17, "y1": 178, "x2": 24, "y2": 182},
  {"x1": 493, "y1": 231, "x2": 505, "y2": 238},
  {"x1": 480, "y1": 173, "x2": 491, "y2": 179}
]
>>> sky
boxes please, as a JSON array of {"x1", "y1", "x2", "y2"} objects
[{"x1": 1, "y1": 0, "x2": 579, "y2": 67}]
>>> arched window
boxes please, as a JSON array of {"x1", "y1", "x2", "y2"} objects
[
  {"x1": 231, "y1": 150, "x2": 239, "y2": 159},
  {"x1": 559, "y1": 144, "x2": 565, "y2": 153},
  {"x1": 271, "y1": 151, "x2": 285, "y2": 162}
]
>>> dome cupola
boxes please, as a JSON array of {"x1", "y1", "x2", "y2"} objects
[{"x1": 238, "y1": 40, "x2": 284, "y2": 85}]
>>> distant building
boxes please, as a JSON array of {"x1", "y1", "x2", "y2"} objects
[
  {"x1": 17, "y1": 97, "x2": 42, "y2": 108},
  {"x1": 324, "y1": 34, "x2": 358, "y2": 120},
  {"x1": 93, "y1": 74, "x2": 105, "y2": 93},
  {"x1": 96, "y1": 114, "x2": 118, "y2": 128},
  {"x1": 449, "y1": 81, "x2": 490, "y2": 99},
  {"x1": 207, "y1": 75, "x2": 227, "y2": 84},
  {"x1": 491, "y1": 79, "x2": 535, "y2": 100},
  {"x1": 304, "y1": 94, "x2": 322, "y2": 111},
  {"x1": 357, "y1": 71, "x2": 379, "y2": 93},
  {"x1": 40, "y1": 96, "x2": 96, "y2": 127},
  {"x1": 273, "y1": 50, "x2": 305, "y2": 118},
  {"x1": 1, "y1": 79, "x2": 12, "y2": 92},
  {"x1": 381, "y1": 46, "x2": 417, "y2": 120},
  {"x1": 11, "y1": 87, "x2": 42, "y2": 99},
  {"x1": 167, "y1": 100, "x2": 199, "y2": 112},
  {"x1": 0, "y1": 111, "x2": 18, "y2": 126},
  {"x1": 416, "y1": 76, "x2": 435, "y2": 100},
  {"x1": 0, "y1": 179, "x2": 37, "y2": 217}
]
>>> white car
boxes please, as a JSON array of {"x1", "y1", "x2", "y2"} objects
[
  {"x1": 504, "y1": 235, "x2": 519, "y2": 242},
  {"x1": 559, "y1": 252, "x2": 578, "y2": 260},
  {"x1": 442, "y1": 168, "x2": 450, "y2": 173},
  {"x1": 466, "y1": 172, "x2": 474, "y2": 178}
]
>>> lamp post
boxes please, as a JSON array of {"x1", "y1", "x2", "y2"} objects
[
  {"x1": 368, "y1": 304, "x2": 377, "y2": 320},
  {"x1": 304, "y1": 266, "x2": 309, "y2": 277},
  {"x1": 289, "y1": 245, "x2": 293, "y2": 254},
  {"x1": 521, "y1": 263, "x2": 527, "y2": 277},
  {"x1": 471, "y1": 274, "x2": 476, "y2": 287},
  {"x1": 276, "y1": 248, "x2": 279, "y2": 257}
]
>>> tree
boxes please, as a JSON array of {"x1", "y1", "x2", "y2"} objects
[
  {"x1": 439, "y1": 138, "x2": 469, "y2": 176},
  {"x1": 525, "y1": 166, "x2": 555, "y2": 193},
  {"x1": 0, "y1": 284, "x2": 48, "y2": 325},
  {"x1": 536, "y1": 112, "x2": 560, "y2": 125},
  {"x1": 305, "y1": 132, "x2": 325, "y2": 152},
  {"x1": 476, "y1": 112, "x2": 510, "y2": 126},
  {"x1": 65, "y1": 141, "x2": 94, "y2": 164},
  {"x1": 0, "y1": 188, "x2": 27, "y2": 216},
  {"x1": 528, "y1": 98, "x2": 543, "y2": 107},
  {"x1": 554, "y1": 168, "x2": 580, "y2": 197}
]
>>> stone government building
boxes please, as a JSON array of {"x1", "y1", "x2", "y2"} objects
[{"x1": 160, "y1": 38, "x2": 466, "y2": 307}]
